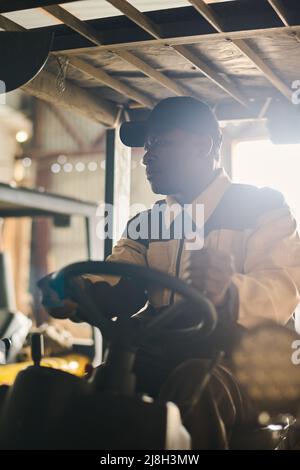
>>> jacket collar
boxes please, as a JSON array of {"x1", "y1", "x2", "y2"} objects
[{"x1": 164, "y1": 168, "x2": 232, "y2": 229}]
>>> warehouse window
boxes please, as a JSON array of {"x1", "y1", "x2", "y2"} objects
[{"x1": 232, "y1": 139, "x2": 300, "y2": 226}]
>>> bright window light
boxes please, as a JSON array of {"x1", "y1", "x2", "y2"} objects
[{"x1": 232, "y1": 140, "x2": 300, "y2": 226}]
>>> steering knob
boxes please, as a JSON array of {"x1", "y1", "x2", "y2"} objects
[{"x1": 31, "y1": 333, "x2": 44, "y2": 367}]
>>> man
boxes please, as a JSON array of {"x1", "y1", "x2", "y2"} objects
[{"x1": 40, "y1": 97, "x2": 300, "y2": 449}]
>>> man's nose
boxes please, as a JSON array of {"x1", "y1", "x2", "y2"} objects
[
  {"x1": 143, "y1": 149, "x2": 156, "y2": 166},
  {"x1": 142, "y1": 151, "x2": 149, "y2": 166}
]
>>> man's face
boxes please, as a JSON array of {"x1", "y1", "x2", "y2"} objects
[{"x1": 143, "y1": 127, "x2": 212, "y2": 195}]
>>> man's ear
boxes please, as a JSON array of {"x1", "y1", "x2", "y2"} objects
[{"x1": 198, "y1": 135, "x2": 213, "y2": 158}]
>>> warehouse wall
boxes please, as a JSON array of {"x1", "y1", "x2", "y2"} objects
[
  {"x1": 0, "y1": 93, "x2": 33, "y2": 314},
  {"x1": 34, "y1": 101, "x2": 105, "y2": 270}
]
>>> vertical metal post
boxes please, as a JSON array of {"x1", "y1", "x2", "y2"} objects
[
  {"x1": 104, "y1": 127, "x2": 131, "y2": 259},
  {"x1": 104, "y1": 129, "x2": 115, "y2": 258},
  {"x1": 85, "y1": 214, "x2": 101, "y2": 260},
  {"x1": 85, "y1": 216, "x2": 91, "y2": 259},
  {"x1": 101, "y1": 127, "x2": 131, "y2": 363}
]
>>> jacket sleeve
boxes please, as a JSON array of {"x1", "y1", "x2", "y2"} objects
[
  {"x1": 83, "y1": 230, "x2": 149, "y2": 319},
  {"x1": 232, "y1": 205, "x2": 300, "y2": 328}
]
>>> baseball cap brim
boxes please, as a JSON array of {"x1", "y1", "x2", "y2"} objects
[
  {"x1": 119, "y1": 121, "x2": 147, "y2": 148},
  {"x1": 119, "y1": 97, "x2": 221, "y2": 148}
]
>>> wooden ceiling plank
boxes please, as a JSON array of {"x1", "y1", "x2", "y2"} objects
[
  {"x1": 106, "y1": 0, "x2": 248, "y2": 105},
  {"x1": 190, "y1": 0, "x2": 293, "y2": 102},
  {"x1": 44, "y1": 3, "x2": 188, "y2": 97}
]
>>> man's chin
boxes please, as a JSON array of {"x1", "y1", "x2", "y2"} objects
[
  {"x1": 150, "y1": 183, "x2": 163, "y2": 194},
  {"x1": 148, "y1": 177, "x2": 177, "y2": 195},
  {"x1": 149, "y1": 181, "x2": 169, "y2": 195}
]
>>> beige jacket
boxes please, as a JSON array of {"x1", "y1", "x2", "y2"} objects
[{"x1": 94, "y1": 169, "x2": 300, "y2": 329}]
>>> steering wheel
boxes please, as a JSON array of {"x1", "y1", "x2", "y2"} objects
[{"x1": 50, "y1": 261, "x2": 217, "y2": 346}]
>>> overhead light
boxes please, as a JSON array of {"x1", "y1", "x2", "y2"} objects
[
  {"x1": 63, "y1": 162, "x2": 73, "y2": 173},
  {"x1": 75, "y1": 162, "x2": 85, "y2": 172},
  {"x1": 88, "y1": 161, "x2": 98, "y2": 172},
  {"x1": 22, "y1": 157, "x2": 32, "y2": 168},
  {"x1": 51, "y1": 163, "x2": 61, "y2": 174},
  {"x1": 57, "y1": 154, "x2": 67, "y2": 164},
  {"x1": 16, "y1": 130, "x2": 29, "y2": 143}
]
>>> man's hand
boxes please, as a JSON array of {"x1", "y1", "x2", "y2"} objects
[
  {"x1": 38, "y1": 274, "x2": 83, "y2": 321},
  {"x1": 183, "y1": 248, "x2": 235, "y2": 307}
]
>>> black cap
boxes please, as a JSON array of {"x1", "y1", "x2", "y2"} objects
[{"x1": 120, "y1": 96, "x2": 221, "y2": 148}]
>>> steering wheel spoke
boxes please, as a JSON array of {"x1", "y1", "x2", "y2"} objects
[
  {"x1": 137, "y1": 300, "x2": 204, "y2": 343},
  {"x1": 66, "y1": 279, "x2": 113, "y2": 338}
]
